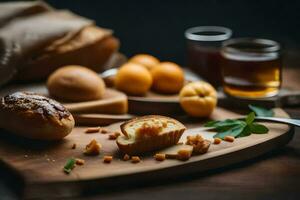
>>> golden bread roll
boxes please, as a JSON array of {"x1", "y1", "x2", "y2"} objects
[
  {"x1": 47, "y1": 65, "x2": 106, "y2": 102},
  {"x1": 151, "y1": 62, "x2": 185, "y2": 94},
  {"x1": 0, "y1": 92, "x2": 74, "y2": 140},
  {"x1": 115, "y1": 63, "x2": 152, "y2": 96},
  {"x1": 179, "y1": 81, "x2": 217, "y2": 117},
  {"x1": 116, "y1": 115, "x2": 186, "y2": 155},
  {"x1": 129, "y1": 54, "x2": 160, "y2": 70}
]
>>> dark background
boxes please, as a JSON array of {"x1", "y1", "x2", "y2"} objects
[{"x1": 45, "y1": 0, "x2": 300, "y2": 66}]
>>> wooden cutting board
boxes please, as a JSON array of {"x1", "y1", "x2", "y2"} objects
[
  {"x1": 128, "y1": 91, "x2": 181, "y2": 115},
  {"x1": 0, "y1": 108, "x2": 294, "y2": 199}
]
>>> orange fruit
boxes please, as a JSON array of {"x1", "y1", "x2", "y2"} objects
[
  {"x1": 129, "y1": 54, "x2": 160, "y2": 70},
  {"x1": 115, "y1": 63, "x2": 152, "y2": 96},
  {"x1": 151, "y1": 62, "x2": 184, "y2": 94}
]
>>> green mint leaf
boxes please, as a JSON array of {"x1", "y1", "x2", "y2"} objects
[
  {"x1": 215, "y1": 119, "x2": 244, "y2": 127},
  {"x1": 237, "y1": 125, "x2": 251, "y2": 138},
  {"x1": 64, "y1": 158, "x2": 76, "y2": 174},
  {"x1": 204, "y1": 120, "x2": 219, "y2": 127},
  {"x1": 249, "y1": 123, "x2": 269, "y2": 134},
  {"x1": 205, "y1": 119, "x2": 244, "y2": 128},
  {"x1": 213, "y1": 124, "x2": 246, "y2": 139},
  {"x1": 249, "y1": 105, "x2": 274, "y2": 117},
  {"x1": 245, "y1": 112, "x2": 255, "y2": 125},
  {"x1": 215, "y1": 120, "x2": 246, "y2": 132},
  {"x1": 215, "y1": 126, "x2": 234, "y2": 132}
]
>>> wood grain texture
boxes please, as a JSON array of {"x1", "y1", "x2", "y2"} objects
[
  {"x1": 0, "y1": 108, "x2": 293, "y2": 199},
  {"x1": 64, "y1": 88, "x2": 128, "y2": 115},
  {"x1": 73, "y1": 114, "x2": 133, "y2": 126}
]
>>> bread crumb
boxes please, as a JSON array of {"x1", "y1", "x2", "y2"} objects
[
  {"x1": 103, "y1": 155, "x2": 113, "y2": 163},
  {"x1": 108, "y1": 132, "x2": 120, "y2": 140},
  {"x1": 195, "y1": 140, "x2": 210, "y2": 154},
  {"x1": 108, "y1": 134, "x2": 117, "y2": 140},
  {"x1": 85, "y1": 127, "x2": 101, "y2": 133},
  {"x1": 114, "y1": 132, "x2": 121, "y2": 137},
  {"x1": 84, "y1": 139, "x2": 101, "y2": 155},
  {"x1": 154, "y1": 153, "x2": 166, "y2": 161},
  {"x1": 224, "y1": 136, "x2": 235, "y2": 142},
  {"x1": 186, "y1": 134, "x2": 211, "y2": 154},
  {"x1": 75, "y1": 158, "x2": 85, "y2": 165},
  {"x1": 213, "y1": 138, "x2": 222, "y2": 144},
  {"x1": 177, "y1": 149, "x2": 192, "y2": 161},
  {"x1": 101, "y1": 128, "x2": 108, "y2": 134},
  {"x1": 71, "y1": 143, "x2": 76, "y2": 149},
  {"x1": 131, "y1": 156, "x2": 141, "y2": 163},
  {"x1": 186, "y1": 134, "x2": 204, "y2": 145},
  {"x1": 123, "y1": 154, "x2": 130, "y2": 161},
  {"x1": 162, "y1": 121, "x2": 167, "y2": 128}
]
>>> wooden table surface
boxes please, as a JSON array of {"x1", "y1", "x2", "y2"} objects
[{"x1": 0, "y1": 67, "x2": 300, "y2": 200}]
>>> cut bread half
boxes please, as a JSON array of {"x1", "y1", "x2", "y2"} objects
[{"x1": 116, "y1": 115, "x2": 186, "y2": 155}]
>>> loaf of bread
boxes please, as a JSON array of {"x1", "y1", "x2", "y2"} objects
[
  {"x1": 0, "y1": 92, "x2": 74, "y2": 140},
  {"x1": 117, "y1": 115, "x2": 186, "y2": 155},
  {"x1": 16, "y1": 26, "x2": 119, "y2": 81}
]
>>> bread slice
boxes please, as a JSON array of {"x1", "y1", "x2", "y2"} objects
[{"x1": 116, "y1": 115, "x2": 186, "y2": 155}]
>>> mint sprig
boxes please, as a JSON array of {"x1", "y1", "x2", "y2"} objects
[{"x1": 204, "y1": 112, "x2": 269, "y2": 139}]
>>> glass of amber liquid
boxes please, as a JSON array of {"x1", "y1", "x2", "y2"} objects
[
  {"x1": 185, "y1": 26, "x2": 232, "y2": 87},
  {"x1": 221, "y1": 38, "x2": 282, "y2": 98}
]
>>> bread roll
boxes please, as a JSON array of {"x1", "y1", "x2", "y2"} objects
[
  {"x1": 0, "y1": 92, "x2": 74, "y2": 140},
  {"x1": 47, "y1": 65, "x2": 106, "y2": 102}
]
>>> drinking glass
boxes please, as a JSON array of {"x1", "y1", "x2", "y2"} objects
[
  {"x1": 185, "y1": 26, "x2": 232, "y2": 87},
  {"x1": 221, "y1": 38, "x2": 282, "y2": 98}
]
